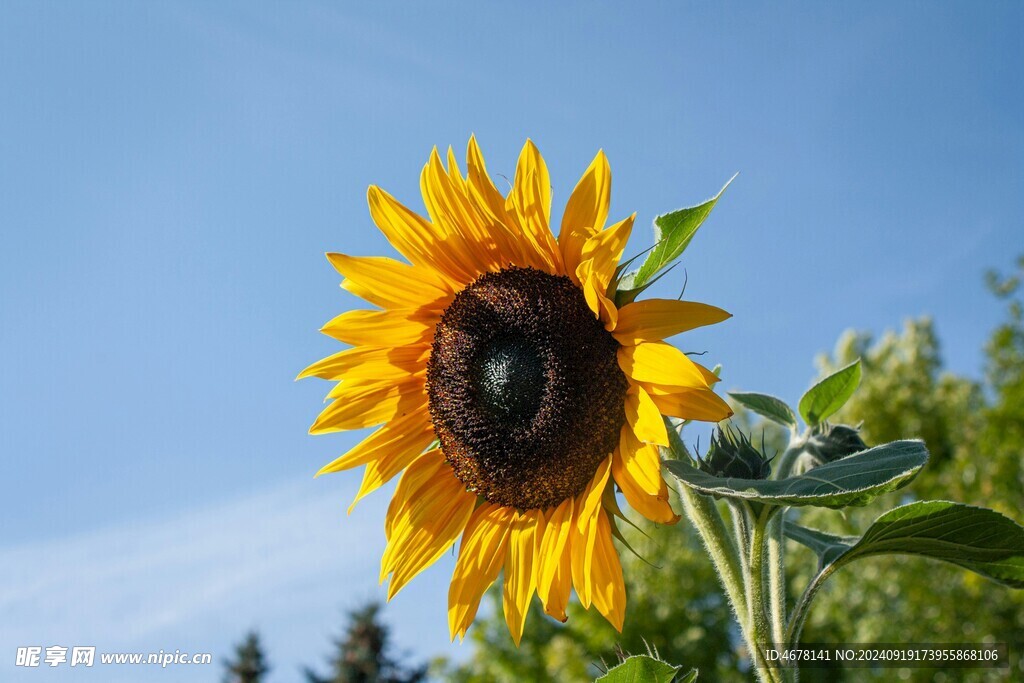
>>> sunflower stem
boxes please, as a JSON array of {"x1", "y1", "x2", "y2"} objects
[
  {"x1": 767, "y1": 512, "x2": 788, "y2": 643},
  {"x1": 748, "y1": 503, "x2": 786, "y2": 683},
  {"x1": 767, "y1": 512, "x2": 795, "y2": 682},
  {"x1": 774, "y1": 432, "x2": 808, "y2": 481},
  {"x1": 727, "y1": 500, "x2": 752, "y2": 580},
  {"x1": 786, "y1": 562, "x2": 839, "y2": 649},
  {"x1": 676, "y1": 484, "x2": 748, "y2": 636}
]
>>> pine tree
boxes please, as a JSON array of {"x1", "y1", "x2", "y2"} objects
[
  {"x1": 305, "y1": 602, "x2": 426, "y2": 683},
  {"x1": 223, "y1": 631, "x2": 270, "y2": 683}
]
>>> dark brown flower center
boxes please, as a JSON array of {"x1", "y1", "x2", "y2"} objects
[{"x1": 426, "y1": 266, "x2": 628, "y2": 510}]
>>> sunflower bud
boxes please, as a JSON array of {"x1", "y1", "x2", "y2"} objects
[
  {"x1": 698, "y1": 428, "x2": 772, "y2": 480},
  {"x1": 791, "y1": 423, "x2": 869, "y2": 474}
]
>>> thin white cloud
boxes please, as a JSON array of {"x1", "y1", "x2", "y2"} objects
[{"x1": 0, "y1": 478, "x2": 466, "y2": 682}]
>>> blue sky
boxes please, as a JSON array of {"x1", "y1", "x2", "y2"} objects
[{"x1": 1, "y1": 2, "x2": 1022, "y2": 681}]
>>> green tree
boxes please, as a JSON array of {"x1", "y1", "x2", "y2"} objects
[
  {"x1": 223, "y1": 631, "x2": 270, "y2": 683},
  {"x1": 306, "y1": 602, "x2": 426, "y2": 683},
  {"x1": 981, "y1": 256, "x2": 1024, "y2": 505},
  {"x1": 793, "y1": 257, "x2": 1024, "y2": 681}
]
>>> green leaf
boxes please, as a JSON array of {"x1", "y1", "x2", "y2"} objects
[
  {"x1": 785, "y1": 502, "x2": 1024, "y2": 648},
  {"x1": 665, "y1": 440, "x2": 928, "y2": 509},
  {"x1": 595, "y1": 655, "x2": 688, "y2": 683},
  {"x1": 798, "y1": 359, "x2": 862, "y2": 426},
  {"x1": 628, "y1": 175, "x2": 736, "y2": 289},
  {"x1": 785, "y1": 523, "x2": 858, "y2": 569},
  {"x1": 728, "y1": 392, "x2": 797, "y2": 428},
  {"x1": 831, "y1": 501, "x2": 1024, "y2": 588}
]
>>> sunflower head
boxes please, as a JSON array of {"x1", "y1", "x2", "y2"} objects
[
  {"x1": 428, "y1": 266, "x2": 629, "y2": 510},
  {"x1": 300, "y1": 137, "x2": 733, "y2": 644}
]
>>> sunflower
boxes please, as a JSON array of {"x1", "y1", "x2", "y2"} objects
[{"x1": 299, "y1": 138, "x2": 732, "y2": 644}]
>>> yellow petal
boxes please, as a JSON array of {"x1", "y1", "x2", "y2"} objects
[
  {"x1": 318, "y1": 308, "x2": 436, "y2": 346},
  {"x1": 588, "y1": 510, "x2": 626, "y2": 631},
  {"x1": 576, "y1": 455, "x2": 612, "y2": 532},
  {"x1": 645, "y1": 383, "x2": 734, "y2": 423},
  {"x1": 315, "y1": 408, "x2": 433, "y2": 477},
  {"x1": 327, "y1": 253, "x2": 450, "y2": 310},
  {"x1": 465, "y1": 136, "x2": 507, "y2": 215},
  {"x1": 503, "y1": 509, "x2": 541, "y2": 646},
  {"x1": 421, "y1": 148, "x2": 506, "y2": 275},
  {"x1": 536, "y1": 498, "x2": 574, "y2": 622},
  {"x1": 612, "y1": 443, "x2": 680, "y2": 525},
  {"x1": 448, "y1": 503, "x2": 514, "y2": 641},
  {"x1": 464, "y1": 136, "x2": 529, "y2": 268},
  {"x1": 693, "y1": 360, "x2": 722, "y2": 385},
  {"x1": 443, "y1": 145, "x2": 530, "y2": 268},
  {"x1": 298, "y1": 345, "x2": 429, "y2": 382},
  {"x1": 348, "y1": 428, "x2": 436, "y2": 510},
  {"x1": 544, "y1": 547, "x2": 573, "y2": 622},
  {"x1": 515, "y1": 140, "x2": 551, "y2": 225},
  {"x1": 615, "y1": 472, "x2": 680, "y2": 525},
  {"x1": 616, "y1": 425, "x2": 664, "y2": 495},
  {"x1": 324, "y1": 373, "x2": 423, "y2": 400},
  {"x1": 381, "y1": 450, "x2": 476, "y2": 599},
  {"x1": 578, "y1": 214, "x2": 634, "y2": 287},
  {"x1": 625, "y1": 384, "x2": 668, "y2": 446},
  {"x1": 570, "y1": 516, "x2": 592, "y2": 609},
  {"x1": 384, "y1": 448, "x2": 446, "y2": 540},
  {"x1": 508, "y1": 140, "x2": 561, "y2": 273},
  {"x1": 612, "y1": 299, "x2": 732, "y2": 345},
  {"x1": 367, "y1": 185, "x2": 475, "y2": 286},
  {"x1": 570, "y1": 495, "x2": 611, "y2": 611},
  {"x1": 578, "y1": 258, "x2": 619, "y2": 329},
  {"x1": 446, "y1": 146, "x2": 466, "y2": 189},
  {"x1": 309, "y1": 378, "x2": 426, "y2": 433},
  {"x1": 617, "y1": 342, "x2": 711, "y2": 389},
  {"x1": 559, "y1": 150, "x2": 611, "y2": 278}
]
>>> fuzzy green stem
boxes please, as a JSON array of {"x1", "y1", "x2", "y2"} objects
[
  {"x1": 748, "y1": 505, "x2": 784, "y2": 682},
  {"x1": 774, "y1": 433, "x2": 807, "y2": 481},
  {"x1": 767, "y1": 513, "x2": 795, "y2": 682},
  {"x1": 786, "y1": 563, "x2": 839, "y2": 647},
  {"x1": 677, "y1": 485, "x2": 748, "y2": 635},
  {"x1": 727, "y1": 500, "x2": 752, "y2": 579}
]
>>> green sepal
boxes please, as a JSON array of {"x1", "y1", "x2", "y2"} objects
[
  {"x1": 607, "y1": 514, "x2": 658, "y2": 568},
  {"x1": 614, "y1": 262, "x2": 681, "y2": 307}
]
